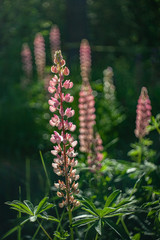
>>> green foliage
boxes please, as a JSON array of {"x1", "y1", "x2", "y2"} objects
[
  {"x1": 128, "y1": 138, "x2": 156, "y2": 164},
  {"x1": 147, "y1": 114, "x2": 160, "y2": 135},
  {"x1": 73, "y1": 192, "x2": 136, "y2": 239},
  {"x1": 6, "y1": 197, "x2": 58, "y2": 222},
  {"x1": 54, "y1": 230, "x2": 70, "y2": 240},
  {"x1": 2, "y1": 197, "x2": 59, "y2": 239}
]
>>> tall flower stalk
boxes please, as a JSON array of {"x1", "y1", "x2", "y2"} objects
[
  {"x1": 88, "y1": 132, "x2": 103, "y2": 172},
  {"x1": 21, "y1": 43, "x2": 33, "y2": 81},
  {"x1": 135, "y1": 87, "x2": 152, "y2": 139},
  {"x1": 80, "y1": 39, "x2": 91, "y2": 84},
  {"x1": 79, "y1": 84, "x2": 96, "y2": 153},
  {"x1": 103, "y1": 67, "x2": 115, "y2": 102},
  {"x1": 79, "y1": 39, "x2": 96, "y2": 153},
  {"x1": 50, "y1": 25, "x2": 61, "y2": 63},
  {"x1": 48, "y1": 50, "x2": 79, "y2": 239},
  {"x1": 34, "y1": 33, "x2": 46, "y2": 80}
]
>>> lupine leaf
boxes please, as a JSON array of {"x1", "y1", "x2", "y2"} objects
[
  {"x1": 38, "y1": 203, "x2": 55, "y2": 214},
  {"x1": 100, "y1": 207, "x2": 116, "y2": 218},
  {"x1": 74, "y1": 214, "x2": 96, "y2": 220},
  {"x1": 81, "y1": 199, "x2": 98, "y2": 215},
  {"x1": 5, "y1": 201, "x2": 32, "y2": 215},
  {"x1": 24, "y1": 200, "x2": 34, "y2": 213},
  {"x1": 104, "y1": 190, "x2": 120, "y2": 208},
  {"x1": 104, "y1": 219, "x2": 126, "y2": 240},
  {"x1": 84, "y1": 223, "x2": 95, "y2": 240},
  {"x1": 81, "y1": 207, "x2": 98, "y2": 216},
  {"x1": 9, "y1": 207, "x2": 30, "y2": 214},
  {"x1": 34, "y1": 197, "x2": 49, "y2": 215},
  {"x1": 95, "y1": 219, "x2": 102, "y2": 235},
  {"x1": 72, "y1": 218, "x2": 97, "y2": 227},
  {"x1": 38, "y1": 214, "x2": 59, "y2": 222}
]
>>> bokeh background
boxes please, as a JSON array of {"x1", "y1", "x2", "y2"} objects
[{"x1": 1, "y1": 0, "x2": 160, "y2": 236}]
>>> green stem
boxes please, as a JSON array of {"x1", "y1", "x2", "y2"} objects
[
  {"x1": 40, "y1": 151, "x2": 60, "y2": 225},
  {"x1": 37, "y1": 219, "x2": 53, "y2": 240},
  {"x1": 121, "y1": 217, "x2": 130, "y2": 236},
  {"x1": 40, "y1": 151, "x2": 51, "y2": 191},
  {"x1": 68, "y1": 205, "x2": 74, "y2": 240},
  {"x1": 18, "y1": 186, "x2": 21, "y2": 240},
  {"x1": 95, "y1": 232, "x2": 99, "y2": 240},
  {"x1": 54, "y1": 209, "x2": 65, "y2": 240},
  {"x1": 156, "y1": 126, "x2": 160, "y2": 135},
  {"x1": 32, "y1": 223, "x2": 41, "y2": 240},
  {"x1": 138, "y1": 138, "x2": 142, "y2": 164}
]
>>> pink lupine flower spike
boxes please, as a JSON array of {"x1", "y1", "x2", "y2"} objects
[
  {"x1": 48, "y1": 51, "x2": 80, "y2": 211},
  {"x1": 135, "y1": 87, "x2": 152, "y2": 139}
]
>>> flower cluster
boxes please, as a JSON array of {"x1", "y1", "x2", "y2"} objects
[
  {"x1": 21, "y1": 43, "x2": 32, "y2": 80},
  {"x1": 135, "y1": 87, "x2": 152, "y2": 139},
  {"x1": 79, "y1": 39, "x2": 96, "y2": 153},
  {"x1": 88, "y1": 132, "x2": 103, "y2": 172},
  {"x1": 34, "y1": 33, "x2": 46, "y2": 79},
  {"x1": 50, "y1": 25, "x2": 61, "y2": 63},
  {"x1": 48, "y1": 50, "x2": 80, "y2": 209},
  {"x1": 80, "y1": 39, "x2": 91, "y2": 83},
  {"x1": 79, "y1": 84, "x2": 96, "y2": 153},
  {"x1": 103, "y1": 67, "x2": 115, "y2": 102}
]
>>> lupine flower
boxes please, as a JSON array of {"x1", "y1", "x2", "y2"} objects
[
  {"x1": 50, "y1": 25, "x2": 61, "y2": 63},
  {"x1": 79, "y1": 84, "x2": 96, "y2": 153},
  {"x1": 88, "y1": 132, "x2": 103, "y2": 172},
  {"x1": 79, "y1": 39, "x2": 96, "y2": 153},
  {"x1": 103, "y1": 67, "x2": 115, "y2": 101},
  {"x1": 48, "y1": 50, "x2": 80, "y2": 210},
  {"x1": 34, "y1": 33, "x2": 46, "y2": 80},
  {"x1": 80, "y1": 39, "x2": 91, "y2": 83},
  {"x1": 135, "y1": 87, "x2": 152, "y2": 139},
  {"x1": 21, "y1": 43, "x2": 32, "y2": 80}
]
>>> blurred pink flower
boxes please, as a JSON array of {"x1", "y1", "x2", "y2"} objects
[
  {"x1": 88, "y1": 133, "x2": 103, "y2": 172},
  {"x1": 135, "y1": 87, "x2": 152, "y2": 139},
  {"x1": 50, "y1": 25, "x2": 61, "y2": 63},
  {"x1": 21, "y1": 43, "x2": 32, "y2": 81},
  {"x1": 34, "y1": 33, "x2": 46, "y2": 80},
  {"x1": 80, "y1": 39, "x2": 91, "y2": 84}
]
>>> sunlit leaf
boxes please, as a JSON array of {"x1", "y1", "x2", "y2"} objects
[
  {"x1": 95, "y1": 219, "x2": 102, "y2": 235},
  {"x1": 104, "y1": 190, "x2": 120, "y2": 208},
  {"x1": 34, "y1": 197, "x2": 49, "y2": 215}
]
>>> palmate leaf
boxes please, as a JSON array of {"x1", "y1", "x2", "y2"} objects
[
  {"x1": 5, "y1": 201, "x2": 33, "y2": 215},
  {"x1": 104, "y1": 190, "x2": 121, "y2": 208},
  {"x1": 34, "y1": 197, "x2": 49, "y2": 215}
]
